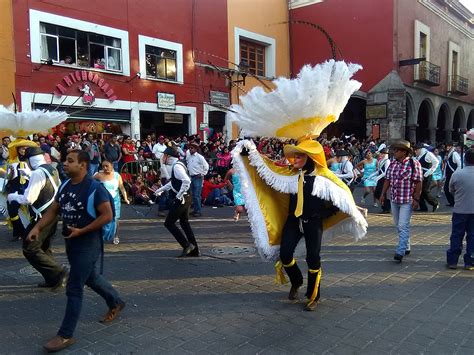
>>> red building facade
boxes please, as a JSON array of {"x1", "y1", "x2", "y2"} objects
[
  {"x1": 12, "y1": 0, "x2": 230, "y2": 140},
  {"x1": 290, "y1": 0, "x2": 474, "y2": 143}
]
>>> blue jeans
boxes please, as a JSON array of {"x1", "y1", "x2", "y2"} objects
[
  {"x1": 113, "y1": 161, "x2": 119, "y2": 172},
  {"x1": 391, "y1": 202, "x2": 413, "y2": 255},
  {"x1": 191, "y1": 176, "x2": 203, "y2": 214},
  {"x1": 205, "y1": 189, "x2": 232, "y2": 206},
  {"x1": 447, "y1": 213, "x2": 474, "y2": 267},
  {"x1": 57, "y1": 248, "x2": 122, "y2": 338}
]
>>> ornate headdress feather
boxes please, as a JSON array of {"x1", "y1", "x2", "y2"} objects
[{"x1": 229, "y1": 60, "x2": 362, "y2": 140}]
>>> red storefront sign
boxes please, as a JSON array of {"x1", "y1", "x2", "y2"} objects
[{"x1": 54, "y1": 70, "x2": 117, "y2": 102}]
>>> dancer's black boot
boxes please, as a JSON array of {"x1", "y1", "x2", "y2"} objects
[
  {"x1": 283, "y1": 259, "x2": 303, "y2": 300},
  {"x1": 305, "y1": 268, "x2": 321, "y2": 311}
]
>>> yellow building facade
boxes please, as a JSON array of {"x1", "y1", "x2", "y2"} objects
[
  {"x1": 0, "y1": 0, "x2": 15, "y2": 107},
  {"x1": 227, "y1": 0, "x2": 291, "y2": 138}
]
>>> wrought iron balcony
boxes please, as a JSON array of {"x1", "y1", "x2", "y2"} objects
[
  {"x1": 415, "y1": 60, "x2": 440, "y2": 86},
  {"x1": 449, "y1": 75, "x2": 468, "y2": 95}
]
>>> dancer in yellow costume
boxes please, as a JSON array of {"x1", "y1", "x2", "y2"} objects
[{"x1": 229, "y1": 60, "x2": 368, "y2": 311}]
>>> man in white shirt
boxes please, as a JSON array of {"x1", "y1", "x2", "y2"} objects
[
  {"x1": 414, "y1": 143, "x2": 439, "y2": 212},
  {"x1": 334, "y1": 150, "x2": 355, "y2": 192},
  {"x1": 152, "y1": 135, "x2": 167, "y2": 160},
  {"x1": 186, "y1": 142, "x2": 209, "y2": 217},
  {"x1": 154, "y1": 146, "x2": 199, "y2": 257},
  {"x1": 370, "y1": 148, "x2": 391, "y2": 213},
  {"x1": 444, "y1": 142, "x2": 462, "y2": 207}
]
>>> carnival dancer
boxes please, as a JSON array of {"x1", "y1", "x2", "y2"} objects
[
  {"x1": 444, "y1": 142, "x2": 461, "y2": 207},
  {"x1": 154, "y1": 146, "x2": 199, "y2": 257},
  {"x1": 370, "y1": 148, "x2": 391, "y2": 213},
  {"x1": 224, "y1": 166, "x2": 246, "y2": 221},
  {"x1": 414, "y1": 143, "x2": 439, "y2": 212},
  {"x1": 94, "y1": 160, "x2": 130, "y2": 244},
  {"x1": 356, "y1": 150, "x2": 377, "y2": 205},
  {"x1": 431, "y1": 148, "x2": 443, "y2": 198},
  {"x1": 335, "y1": 150, "x2": 355, "y2": 192},
  {"x1": 7, "y1": 147, "x2": 68, "y2": 289},
  {"x1": 2, "y1": 139, "x2": 37, "y2": 241},
  {"x1": 229, "y1": 60, "x2": 367, "y2": 311}
]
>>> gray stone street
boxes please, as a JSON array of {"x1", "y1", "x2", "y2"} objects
[{"x1": 1, "y1": 192, "x2": 473, "y2": 354}]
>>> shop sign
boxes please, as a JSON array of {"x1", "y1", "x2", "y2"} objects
[
  {"x1": 54, "y1": 70, "x2": 117, "y2": 102},
  {"x1": 366, "y1": 104, "x2": 387, "y2": 119},
  {"x1": 164, "y1": 113, "x2": 183, "y2": 124},
  {"x1": 157, "y1": 92, "x2": 176, "y2": 110},
  {"x1": 210, "y1": 90, "x2": 230, "y2": 107},
  {"x1": 199, "y1": 123, "x2": 208, "y2": 130}
]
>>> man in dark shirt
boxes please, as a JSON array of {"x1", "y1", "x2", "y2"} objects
[
  {"x1": 27, "y1": 150, "x2": 125, "y2": 353},
  {"x1": 103, "y1": 135, "x2": 122, "y2": 172}
]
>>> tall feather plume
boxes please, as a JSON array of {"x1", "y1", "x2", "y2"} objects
[{"x1": 228, "y1": 60, "x2": 362, "y2": 140}]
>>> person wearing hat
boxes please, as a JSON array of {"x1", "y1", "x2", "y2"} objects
[
  {"x1": 444, "y1": 141, "x2": 461, "y2": 207},
  {"x1": 186, "y1": 142, "x2": 209, "y2": 217},
  {"x1": 369, "y1": 147, "x2": 391, "y2": 213},
  {"x1": 2, "y1": 138, "x2": 37, "y2": 241},
  {"x1": 414, "y1": 143, "x2": 439, "y2": 212},
  {"x1": 229, "y1": 60, "x2": 368, "y2": 311},
  {"x1": 334, "y1": 150, "x2": 355, "y2": 191},
  {"x1": 380, "y1": 140, "x2": 423, "y2": 263},
  {"x1": 7, "y1": 146, "x2": 67, "y2": 289},
  {"x1": 154, "y1": 145, "x2": 199, "y2": 257}
]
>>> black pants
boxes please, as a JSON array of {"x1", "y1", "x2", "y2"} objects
[
  {"x1": 374, "y1": 178, "x2": 390, "y2": 212},
  {"x1": 23, "y1": 217, "x2": 63, "y2": 285},
  {"x1": 164, "y1": 194, "x2": 198, "y2": 250},
  {"x1": 444, "y1": 174, "x2": 455, "y2": 206},
  {"x1": 419, "y1": 175, "x2": 438, "y2": 211},
  {"x1": 280, "y1": 216, "x2": 323, "y2": 271}
]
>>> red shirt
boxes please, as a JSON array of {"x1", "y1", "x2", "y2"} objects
[
  {"x1": 202, "y1": 180, "x2": 226, "y2": 200},
  {"x1": 385, "y1": 157, "x2": 423, "y2": 204},
  {"x1": 122, "y1": 142, "x2": 136, "y2": 163}
]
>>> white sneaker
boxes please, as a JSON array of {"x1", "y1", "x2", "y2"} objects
[
  {"x1": 360, "y1": 198, "x2": 366, "y2": 204},
  {"x1": 113, "y1": 237, "x2": 120, "y2": 245},
  {"x1": 373, "y1": 202, "x2": 378, "y2": 207}
]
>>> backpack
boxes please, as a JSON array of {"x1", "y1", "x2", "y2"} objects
[{"x1": 59, "y1": 178, "x2": 117, "y2": 241}]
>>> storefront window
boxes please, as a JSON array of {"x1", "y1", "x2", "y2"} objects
[
  {"x1": 145, "y1": 45, "x2": 177, "y2": 81},
  {"x1": 39, "y1": 22, "x2": 122, "y2": 72}
]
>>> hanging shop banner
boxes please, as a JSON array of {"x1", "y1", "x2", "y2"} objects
[
  {"x1": 54, "y1": 70, "x2": 117, "y2": 102},
  {"x1": 164, "y1": 113, "x2": 183, "y2": 124},
  {"x1": 210, "y1": 91, "x2": 230, "y2": 107},
  {"x1": 157, "y1": 92, "x2": 176, "y2": 110}
]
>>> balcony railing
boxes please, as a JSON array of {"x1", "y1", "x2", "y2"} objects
[
  {"x1": 415, "y1": 60, "x2": 440, "y2": 86},
  {"x1": 449, "y1": 75, "x2": 469, "y2": 95}
]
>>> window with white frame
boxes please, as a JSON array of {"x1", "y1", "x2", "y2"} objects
[
  {"x1": 145, "y1": 45, "x2": 177, "y2": 81},
  {"x1": 30, "y1": 9, "x2": 130, "y2": 76},
  {"x1": 234, "y1": 28, "x2": 275, "y2": 79},
  {"x1": 39, "y1": 23, "x2": 122, "y2": 72},
  {"x1": 138, "y1": 35, "x2": 183, "y2": 84}
]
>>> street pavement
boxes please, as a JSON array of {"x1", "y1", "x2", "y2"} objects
[{"x1": 1, "y1": 188, "x2": 473, "y2": 354}]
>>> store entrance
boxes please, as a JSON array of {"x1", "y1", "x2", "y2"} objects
[
  {"x1": 208, "y1": 111, "x2": 226, "y2": 137},
  {"x1": 140, "y1": 111, "x2": 189, "y2": 138}
]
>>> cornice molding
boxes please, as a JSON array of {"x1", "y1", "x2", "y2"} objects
[{"x1": 418, "y1": 0, "x2": 473, "y2": 38}]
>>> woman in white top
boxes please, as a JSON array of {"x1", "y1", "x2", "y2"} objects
[{"x1": 94, "y1": 160, "x2": 129, "y2": 244}]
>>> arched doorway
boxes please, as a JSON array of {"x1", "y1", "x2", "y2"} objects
[
  {"x1": 323, "y1": 97, "x2": 366, "y2": 139},
  {"x1": 468, "y1": 109, "x2": 474, "y2": 130},
  {"x1": 452, "y1": 106, "x2": 465, "y2": 142},
  {"x1": 436, "y1": 103, "x2": 450, "y2": 144},
  {"x1": 416, "y1": 100, "x2": 434, "y2": 143}
]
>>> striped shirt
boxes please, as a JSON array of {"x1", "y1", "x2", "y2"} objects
[{"x1": 385, "y1": 157, "x2": 423, "y2": 204}]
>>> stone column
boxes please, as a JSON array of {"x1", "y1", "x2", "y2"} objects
[
  {"x1": 445, "y1": 129, "x2": 452, "y2": 143},
  {"x1": 407, "y1": 124, "x2": 417, "y2": 143},
  {"x1": 428, "y1": 127, "x2": 436, "y2": 144}
]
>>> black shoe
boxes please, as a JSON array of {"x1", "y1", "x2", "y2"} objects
[
  {"x1": 288, "y1": 285, "x2": 300, "y2": 300},
  {"x1": 191, "y1": 212, "x2": 202, "y2": 217},
  {"x1": 178, "y1": 244, "x2": 196, "y2": 257},
  {"x1": 393, "y1": 254, "x2": 403, "y2": 263},
  {"x1": 405, "y1": 250, "x2": 411, "y2": 256},
  {"x1": 51, "y1": 268, "x2": 68, "y2": 291},
  {"x1": 157, "y1": 211, "x2": 167, "y2": 217},
  {"x1": 432, "y1": 203, "x2": 440, "y2": 212},
  {"x1": 186, "y1": 248, "x2": 200, "y2": 257},
  {"x1": 446, "y1": 204, "x2": 454, "y2": 207},
  {"x1": 37, "y1": 282, "x2": 55, "y2": 288},
  {"x1": 447, "y1": 264, "x2": 457, "y2": 270}
]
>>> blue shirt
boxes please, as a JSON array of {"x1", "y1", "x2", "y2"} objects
[{"x1": 56, "y1": 176, "x2": 110, "y2": 250}]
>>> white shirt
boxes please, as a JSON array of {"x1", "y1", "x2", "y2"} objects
[
  {"x1": 370, "y1": 155, "x2": 390, "y2": 182},
  {"x1": 186, "y1": 151, "x2": 209, "y2": 177},
  {"x1": 8, "y1": 168, "x2": 47, "y2": 205},
  {"x1": 155, "y1": 161, "x2": 190, "y2": 199},
  {"x1": 335, "y1": 158, "x2": 354, "y2": 182},
  {"x1": 446, "y1": 148, "x2": 461, "y2": 171},
  {"x1": 152, "y1": 143, "x2": 167, "y2": 160},
  {"x1": 416, "y1": 148, "x2": 439, "y2": 177}
]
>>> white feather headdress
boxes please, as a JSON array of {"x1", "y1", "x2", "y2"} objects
[
  {"x1": 228, "y1": 60, "x2": 362, "y2": 140},
  {"x1": 0, "y1": 105, "x2": 68, "y2": 136}
]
